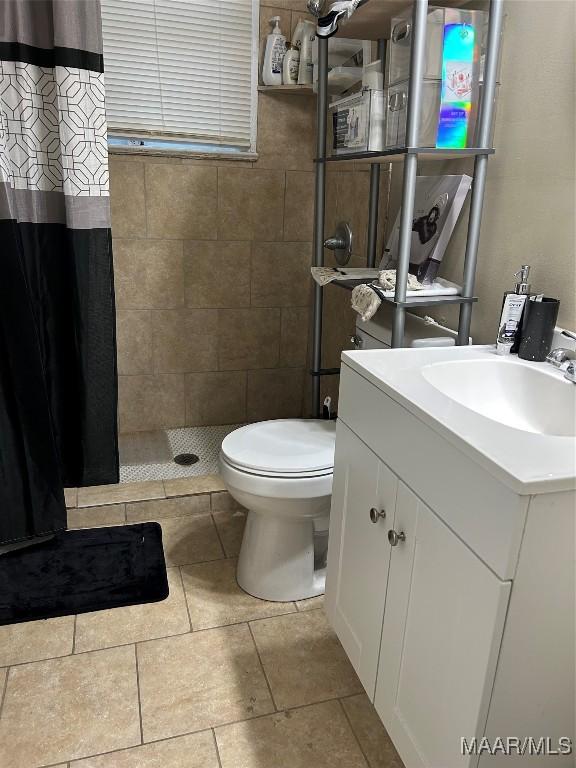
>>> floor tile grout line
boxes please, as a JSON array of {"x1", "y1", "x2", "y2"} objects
[
  {"x1": 1, "y1": 600, "x2": 321, "y2": 671},
  {"x1": 247, "y1": 621, "x2": 277, "y2": 713},
  {"x1": 0, "y1": 665, "x2": 9, "y2": 721},
  {"x1": 211, "y1": 727, "x2": 224, "y2": 768},
  {"x1": 134, "y1": 644, "x2": 145, "y2": 745},
  {"x1": 338, "y1": 697, "x2": 372, "y2": 768},
  {"x1": 210, "y1": 511, "x2": 227, "y2": 558},
  {"x1": 71, "y1": 614, "x2": 78, "y2": 655},
  {"x1": 178, "y1": 566, "x2": 194, "y2": 632},
  {"x1": 34, "y1": 695, "x2": 368, "y2": 768},
  {"x1": 1, "y1": 603, "x2": 314, "y2": 670}
]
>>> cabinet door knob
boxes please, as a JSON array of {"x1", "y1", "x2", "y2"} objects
[
  {"x1": 369, "y1": 507, "x2": 386, "y2": 524},
  {"x1": 388, "y1": 529, "x2": 406, "y2": 546}
]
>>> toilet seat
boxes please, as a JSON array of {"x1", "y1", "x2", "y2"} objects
[{"x1": 220, "y1": 419, "x2": 336, "y2": 478}]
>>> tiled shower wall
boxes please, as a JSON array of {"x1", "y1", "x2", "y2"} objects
[
  {"x1": 110, "y1": 0, "x2": 383, "y2": 433},
  {"x1": 111, "y1": 2, "x2": 318, "y2": 434}
]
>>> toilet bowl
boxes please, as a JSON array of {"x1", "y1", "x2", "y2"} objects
[{"x1": 219, "y1": 419, "x2": 336, "y2": 602}]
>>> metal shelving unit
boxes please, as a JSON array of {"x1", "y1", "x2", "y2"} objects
[{"x1": 310, "y1": 0, "x2": 504, "y2": 416}]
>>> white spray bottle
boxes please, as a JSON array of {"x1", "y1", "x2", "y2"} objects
[{"x1": 262, "y1": 16, "x2": 286, "y2": 86}]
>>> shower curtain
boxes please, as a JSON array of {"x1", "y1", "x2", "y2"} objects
[{"x1": 0, "y1": 0, "x2": 118, "y2": 546}]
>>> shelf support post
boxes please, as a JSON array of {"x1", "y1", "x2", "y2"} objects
[
  {"x1": 311, "y1": 35, "x2": 329, "y2": 416},
  {"x1": 366, "y1": 40, "x2": 387, "y2": 269},
  {"x1": 457, "y1": 0, "x2": 504, "y2": 345},
  {"x1": 391, "y1": 0, "x2": 429, "y2": 347}
]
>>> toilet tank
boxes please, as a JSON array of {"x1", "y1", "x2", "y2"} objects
[{"x1": 352, "y1": 305, "x2": 469, "y2": 350}]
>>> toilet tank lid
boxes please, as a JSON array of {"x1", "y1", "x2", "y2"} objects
[{"x1": 220, "y1": 419, "x2": 336, "y2": 474}]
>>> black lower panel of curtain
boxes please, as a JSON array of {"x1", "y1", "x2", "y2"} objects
[
  {"x1": 0, "y1": 220, "x2": 118, "y2": 545},
  {"x1": 1, "y1": 221, "x2": 66, "y2": 544},
  {"x1": 2, "y1": 221, "x2": 119, "y2": 489},
  {"x1": 0, "y1": 523, "x2": 168, "y2": 625}
]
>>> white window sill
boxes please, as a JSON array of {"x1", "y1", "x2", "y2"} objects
[{"x1": 108, "y1": 137, "x2": 257, "y2": 162}]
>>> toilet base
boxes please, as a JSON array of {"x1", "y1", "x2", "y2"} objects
[{"x1": 237, "y1": 509, "x2": 326, "y2": 602}]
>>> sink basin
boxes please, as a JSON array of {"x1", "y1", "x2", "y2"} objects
[{"x1": 421, "y1": 358, "x2": 576, "y2": 437}]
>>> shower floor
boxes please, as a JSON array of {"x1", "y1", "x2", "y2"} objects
[{"x1": 119, "y1": 424, "x2": 243, "y2": 483}]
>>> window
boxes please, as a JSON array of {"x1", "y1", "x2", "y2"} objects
[{"x1": 101, "y1": 0, "x2": 258, "y2": 154}]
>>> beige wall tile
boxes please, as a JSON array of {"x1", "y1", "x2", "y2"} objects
[
  {"x1": 184, "y1": 241, "x2": 251, "y2": 308},
  {"x1": 341, "y1": 693, "x2": 405, "y2": 768},
  {"x1": 256, "y1": 92, "x2": 316, "y2": 171},
  {"x1": 164, "y1": 473, "x2": 226, "y2": 498},
  {"x1": 114, "y1": 239, "x2": 184, "y2": 309},
  {"x1": 152, "y1": 309, "x2": 219, "y2": 373},
  {"x1": 185, "y1": 371, "x2": 247, "y2": 426},
  {"x1": 335, "y1": 170, "x2": 370, "y2": 260},
  {"x1": 0, "y1": 646, "x2": 140, "y2": 766},
  {"x1": 77, "y1": 480, "x2": 165, "y2": 508},
  {"x1": 251, "y1": 242, "x2": 311, "y2": 307},
  {"x1": 74, "y1": 569, "x2": 190, "y2": 653},
  {"x1": 118, "y1": 374, "x2": 185, "y2": 433},
  {"x1": 246, "y1": 368, "x2": 305, "y2": 421},
  {"x1": 146, "y1": 165, "x2": 217, "y2": 239},
  {"x1": 159, "y1": 514, "x2": 224, "y2": 566},
  {"x1": 249, "y1": 610, "x2": 363, "y2": 710},
  {"x1": 280, "y1": 306, "x2": 309, "y2": 367},
  {"x1": 68, "y1": 504, "x2": 126, "y2": 528},
  {"x1": 119, "y1": 430, "x2": 172, "y2": 465},
  {"x1": 284, "y1": 171, "x2": 315, "y2": 241},
  {"x1": 212, "y1": 509, "x2": 247, "y2": 558},
  {"x1": 126, "y1": 495, "x2": 210, "y2": 522},
  {"x1": 116, "y1": 310, "x2": 153, "y2": 375},
  {"x1": 218, "y1": 308, "x2": 280, "y2": 370},
  {"x1": 215, "y1": 700, "x2": 368, "y2": 768},
  {"x1": 137, "y1": 624, "x2": 274, "y2": 741},
  {"x1": 181, "y1": 558, "x2": 296, "y2": 630},
  {"x1": 261, "y1": 0, "x2": 309, "y2": 9},
  {"x1": 217, "y1": 167, "x2": 284, "y2": 241},
  {"x1": 109, "y1": 160, "x2": 146, "y2": 238},
  {"x1": 71, "y1": 731, "x2": 220, "y2": 768},
  {"x1": 0, "y1": 617, "x2": 74, "y2": 667}
]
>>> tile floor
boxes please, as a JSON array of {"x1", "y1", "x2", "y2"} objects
[{"x1": 0, "y1": 479, "x2": 403, "y2": 768}]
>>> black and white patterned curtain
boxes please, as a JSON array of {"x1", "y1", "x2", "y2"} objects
[{"x1": 0, "y1": 0, "x2": 118, "y2": 546}]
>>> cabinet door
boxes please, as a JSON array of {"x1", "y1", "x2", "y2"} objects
[
  {"x1": 375, "y1": 483, "x2": 511, "y2": 768},
  {"x1": 326, "y1": 421, "x2": 398, "y2": 698}
]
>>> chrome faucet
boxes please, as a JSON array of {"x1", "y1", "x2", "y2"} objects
[{"x1": 546, "y1": 348, "x2": 576, "y2": 383}]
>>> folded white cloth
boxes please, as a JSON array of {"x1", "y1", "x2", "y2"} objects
[
  {"x1": 311, "y1": 266, "x2": 380, "y2": 286},
  {"x1": 351, "y1": 283, "x2": 385, "y2": 322},
  {"x1": 378, "y1": 269, "x2": 424, "y2": 292}
]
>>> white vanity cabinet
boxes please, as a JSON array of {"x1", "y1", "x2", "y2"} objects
[
  {"x1": 326, "y1": 422, "x2": 510, "y2": 768},
  {"x1": 326, "y1": 354, "x2": 575, "y2": 768}
]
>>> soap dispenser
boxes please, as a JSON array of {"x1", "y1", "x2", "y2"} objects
[
  {"x1": 262, "y1": 16, "x2": 286, "y2": 86},
  {"x1": 496, "y1": 265, "x2": 532, "y2": 355}
]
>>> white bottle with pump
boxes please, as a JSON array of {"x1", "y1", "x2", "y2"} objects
[
  {"x1": 496, "y1": 265, "x2": 532, "y2": 355},
  {"x1": 262, "y1": 17, "x2": 286, "y2": 86}
]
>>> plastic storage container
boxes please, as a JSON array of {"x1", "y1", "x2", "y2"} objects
[
  {"x1": 387, "y1": 6, "x2": 489, "y2": 87},
  {"x1": 328, "y1": 89, "x2": 386, "y2": 155},
  {"x1": 384, "y1": 79, "x2": 498, "y2": 149}
]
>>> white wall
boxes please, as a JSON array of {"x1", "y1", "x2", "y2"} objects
[{"x1": 389, "y1": 0, "x2": 576, "y2": 343}]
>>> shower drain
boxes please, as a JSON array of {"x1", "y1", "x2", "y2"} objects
[{"x1": 173, "y1": 453, "x2": 200, "y2": 466}]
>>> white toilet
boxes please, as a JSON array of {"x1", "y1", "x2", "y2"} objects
[{"x1": 219, "y1": 419, "x2": 336, "y2": 602}]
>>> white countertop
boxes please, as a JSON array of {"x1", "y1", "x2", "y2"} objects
[{"x1": 341, "y1": 345, "x2": 576, "y2": 495}]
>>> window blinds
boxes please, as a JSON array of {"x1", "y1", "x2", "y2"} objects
[{"x1": 101, "y1": 0, "x2": 258, "y2": 150}]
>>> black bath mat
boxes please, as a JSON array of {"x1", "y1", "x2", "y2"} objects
[{"x1": 0, "y1": 523, "x2": 169, "y2": 625}]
